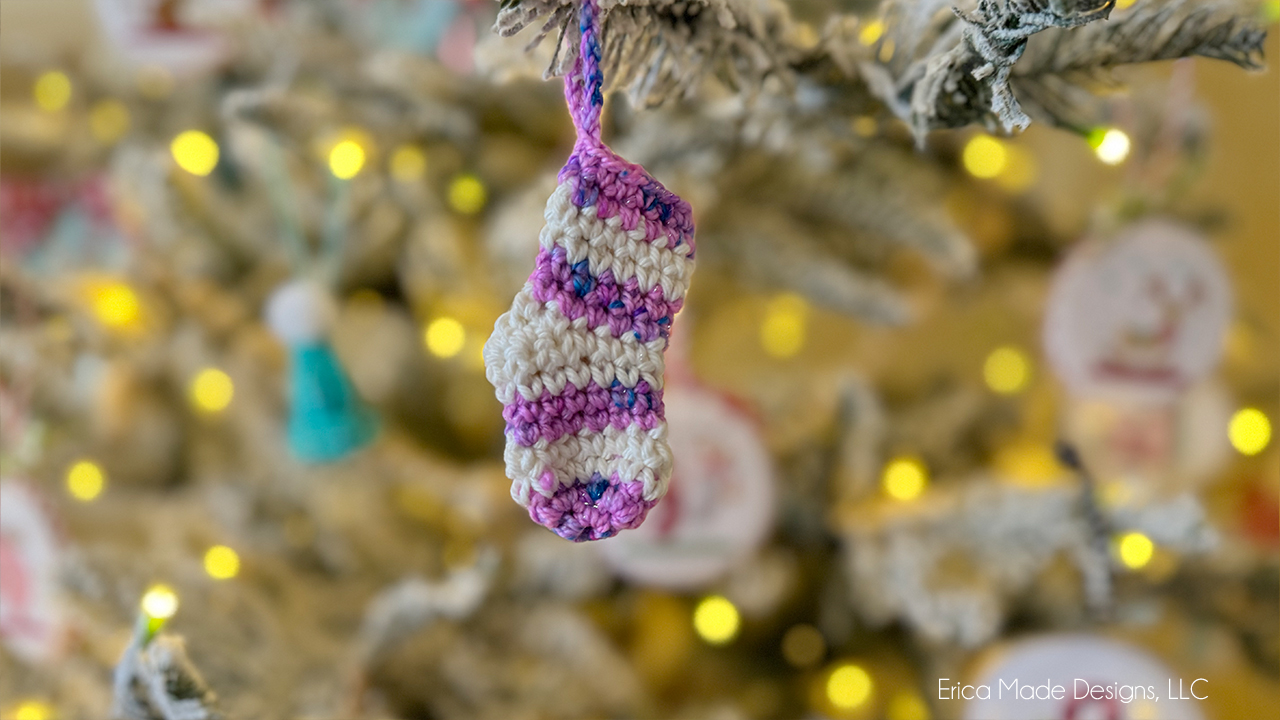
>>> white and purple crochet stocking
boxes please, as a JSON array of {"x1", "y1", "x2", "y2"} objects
[{"x1": 484, "y1": 0, "x2": 696, "y2": 541}]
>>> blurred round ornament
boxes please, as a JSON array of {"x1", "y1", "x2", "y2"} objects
[
  {"x1": 1064, "y1": 380, "x2": 1234, "y2": 500},
  {"x1": 963, "y1": 634, "x2": 1204, "y2": 720},
  {"x1": 598, "y1": 384, "x2": 774, "y2": 589},
  {"x1": 1, "y1": 179, "x2": 65, "y2": 256},
  {"x1": 1044, "y1": 220, "x2": 1231, "y2": 404},
  {"x1": 0, "y1": 481, "x2": 66, "y2": 665},
  {"x1": 93, "y1": 0, "x2": 259, "y2": 76}
]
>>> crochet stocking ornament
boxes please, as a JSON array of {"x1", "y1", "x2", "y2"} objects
[{"x1": 484, "y1": 0, "x2": 696, "y2": 542}]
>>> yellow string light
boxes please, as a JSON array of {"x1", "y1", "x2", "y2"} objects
[
  {"x1": 171, "y1": 130, "x2": 220, "y2": 176},
  {"x1": 189, "y1": 368, "x2": 235, "y2": 413},
  {"x1": 10, "y1": 699, "x2": 54, "y2": 720},
  {"x1": 141, "y1": 584, "x2": 179, "y2": 620},
  {"x1": 328, "y1": 140, "x2": 366, "y2": 179},
  {"x1": 424, "y1": 317, "x2": 466, "y2": 358},
  {"x1": 692, "y1": 595, "x2": 740, "y2": 645},
  {"x1": 826, "y1": 663, "x2": 874, "y2": 710},
  {"x1": 448, "y1": 174, "x2": 487, "y2": 215},
  {"x1": 760, "y1": 293, "x2": 809, "y2": 359},
  {"x1": 390, "y1": 144, "x2": 428, "y2": 183},
  {"x1": 887, "y1": 692, "x2": 931, "y2": 720},
  {"x1": 878, "y1": 38, "x2": 896, "y2": 62},
  {"x1": 859, "y1": 20, "x2": 885, "y2": 46},
  {"x1": 996, "y1": 145, "x2": 1039, "y2": 193},
  {"x1": 995, "y1": 442, "x2": 1062, "y2": 487},
  {"x1": 1115, "y1": 532, "x2": 1154, "y2": 570},
  {"x1": 963, "y1": 135, "x2": 1009, "y2": 179},
  {"x1": 781, "y1": 624, "x2": 826, "y2": 668},
  {"x1": 34, "y1": 71, "x2": 72, "y2": 112},
  {"x1": 66, "y1": 460, "x2": 106, "y2": 502},
  {"x1": 852, "y1": 116, "x2": 878, "y2": 138},
  {"x1": 89, "y1": 281, "x2": 141, "y2": 328},
  {"x1": 1264, "y1": 1, "x2": 1280, "y2": 24},
  {"x1": 882, "y1": 457, "x2": 928, "y2": 501},
  {"x1": 89, "y1": 99, "x2": 131, "y2": 145},
  {"x1": 203, "y1": 546, "x2": 241, "y2": 580},
  {"x1": 984, "y1": 345, "x2": 1031, "y2": 394},
  {"x1": 1228, "y1": 407, "x2": 1271, "y2": 456},
  {"x1": 1090, "y1": 128, "x2": 1131, "y2": 166}
]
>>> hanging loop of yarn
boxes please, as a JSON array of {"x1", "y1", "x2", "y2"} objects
[
  {"x1": 484, "y1": 0, "x2": 696, "y2": 541},
  {"x1": 563, "y1": 0, "x2": 604, "y2": 145}
]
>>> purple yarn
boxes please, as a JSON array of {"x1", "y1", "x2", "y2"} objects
[
  {"x1": 529, "y1": 245, "x2": 683, "y2": 342},
  {"x1": 527, "y1": 472, "x2": 658, "y2": 542},
  {"x1": 504, "y1": 379, "x2": 662, "y2": 446}
]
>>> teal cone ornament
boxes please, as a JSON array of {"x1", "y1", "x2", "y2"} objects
[{"x1": 265, "y1": 280, "x2": 378, "y2": 463}]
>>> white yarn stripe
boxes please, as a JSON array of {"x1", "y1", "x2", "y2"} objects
[
  {"x1": 485, "y1": 289, "x2": 667, "y2": 405},
  {"x1": 539, "y1": 182, "x2": 694, "y2": 300},
  {"x1": 506, "y1": 422, "x2": 672, "y2": 505}
]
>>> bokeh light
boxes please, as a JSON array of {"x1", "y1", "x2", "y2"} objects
[
  {"x1": 692, "y1": 595, "x2": 740, "y2": 645},
  {"x1": 963, "y1": 135, "x2": 1008, "y2": 179},
  {"x1": 90, "y1": 281, "x2": 141, "y2": 328},
  {"x1": 984, "y1": 345, "x2": 1031, "y2": 394},
  {"x1": 859, "y1": 20, "x2": 885, "y2": 45},
  {"x1": 1116, "y1": 531, "x2": 1155, "y2": 570},
  {"x1": 781, "y1": 624, "x2": 826, "y2": 668},
  {"x1": 1228, "y1": 407, "x2": 1271, "y2": 456},
  {"x1": 204, "y1": 545, "x2": 241, "y2": 580},
  {"x1": 171, "y1": 130, "x2": 220, "y2": 176},
  {"x1": 1264, "y1": 0, "x2": 1280, "y2": 24},
  {"x1": 995, "y1": 442, "x2": 1062, "y2": 487},
  {"x1": 882, "y1": 457, "x2": 928, "y2": 501},
  {"x1": 826, "y1": 663, "x2": 874, "y2": 710},
  {"x1": 390, "y1": 144, "x2": 427, "y2": 183},
  {"x1": 141, "y1": 584, "x2": 179, "y2": 620},
  {"x1": 996, "y1": 145, "x2": 1039, "y2": 193},
  {"x1": 66, "y1": 460, "x2": 106, "y2": 502},
  {"x1": 760, "y1": 293, "x2": 809, "y2": 359},
  {"x1": 1090, "y1": 128, "x2": 1131, "y2": 166},
  {"x1": 34, "y1": 71, "x2": 72, "y2": 112},
  {"x1": 190, "y1": 368, "x2": 234, "y2": 413},
  {"x1": 852, "y1": 116, "x2": 878, "y2": 138},
  {"x1": 328, "y1": 139, "x2": 366, "y2": 179},
  {"x1": 11, "y1": 699, "x2": 54, "y2": 720},
  {"x1": 425, "y1": 317, "x2": 466, "y2": 358},
  {"x1": 888, "y1": 692, "x2": 931, "y2": 720},
  {"x1": 448, "y1": 174, "x2": 487, "y2": 215},
  {"x1": 89, "y1": 99, "x2": 130, "y2": 145}
]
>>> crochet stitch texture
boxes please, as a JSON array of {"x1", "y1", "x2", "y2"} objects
[{"x1": 484, "y1": 0, "x2": 695, "y2": 541}]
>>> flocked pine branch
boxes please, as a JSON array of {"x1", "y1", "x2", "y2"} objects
[
  {"x1": 112, "y1": 634, "x2": 221, "y2": 720},
  {"x1": 866, "y1": 0, "x2": 1118, "y2": 137},
  {"x1": 494, "y1": 0, "x2": 1267, "y2": 139},
  {"x1": 1007, "y1": 0, "x2": 1268, "y2": 130},
  {"x1": 494, "y1": 0, "x2": 804, "y2": 107}
]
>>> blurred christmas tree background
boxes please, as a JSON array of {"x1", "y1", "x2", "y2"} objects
[{"x1": 0, "y1": 1, "x2": 1278, "y2": 719}]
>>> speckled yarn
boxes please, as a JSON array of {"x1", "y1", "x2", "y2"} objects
[{"x1": 484, "y1": 0, "x2": 695, "y2": 541}]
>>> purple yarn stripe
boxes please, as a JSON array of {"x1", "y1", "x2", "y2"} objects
[
  {"x1": 529, "y1": 244, "x2": 682, "y2": 343},
  {"x1": 528, "y1": 472, "x2": 657, "y2": 542},
  {"x1": 559, "y1": 155, "x2": 696, "y2": 255},
  {"x1": 504, "y1": 378, "x2": 663, "y2": 447}
]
